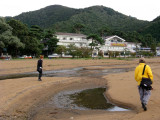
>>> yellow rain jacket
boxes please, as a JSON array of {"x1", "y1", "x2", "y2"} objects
[{"x1": 135, "y1": 63, "x2": 153, "y2": 85}]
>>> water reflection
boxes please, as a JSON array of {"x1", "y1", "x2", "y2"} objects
[
  {"x1": 53, "y1": 88, "x2": 129, "y2": 111},
  {"x1": 0, "y1": 66, "x2": 133, "y2": 80}
]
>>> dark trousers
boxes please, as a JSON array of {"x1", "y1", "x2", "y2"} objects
[{"x1": 38, "y1": 69, "x2": 42, "y2": 80}]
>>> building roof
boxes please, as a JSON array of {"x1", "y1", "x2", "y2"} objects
[
  {"x1": 103, "y1": 35, "x2": 126, "y2": 42},
  {"x1": 56, "y1": 32, "x2": 86, "y2": 37},
  {"x1": 102, "y1": 35, "x2": 114, "y2": 39}
]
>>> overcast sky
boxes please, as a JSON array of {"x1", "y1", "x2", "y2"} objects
[{"x1": 0, "y1": 0, "x2": 160, "y2": 21}]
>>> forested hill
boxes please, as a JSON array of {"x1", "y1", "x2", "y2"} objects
[
  {"x1": 12, "y1": 5, "x2": 79, "y2": 28},
  {"x1": 53, "y1": 6, "x2": 149, "y2": 34},
  {"x1": 11, "y1": 5, "x2": 148, "y2": 33},
  {"x1": 140, "y1": 16, "x2": 160, "y2": 41}
]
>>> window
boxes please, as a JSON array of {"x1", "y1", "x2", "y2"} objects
[
  {"x1": 63, "y1": 37, "x2": 66, "y2": 40},
  {"x1": 70, "y1": 38, "x2": 73, "y2": 40}
]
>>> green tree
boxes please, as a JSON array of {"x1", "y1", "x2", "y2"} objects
[
  {"x1": 157, "y1": 42, "x2": 160, "y2": 47},
  {"x1": 0, "y1": 18, "x2": 12, "y2": 54},
  {"x1": 27, "y1": 25, "x2": 44, "y2": 56},
  {"x1": 55, "y1": 45, "x2": 67, "y2": 57},
  {"x1": 79, "y1": 47, "x2": 92, "y2": 58},
  {"x1": 44, "y1": 30, "x2": 59, "y2": 54},
  {"x1": 112, "y1": 30, "x2": 127, "y2": 39},
  {"x1": 150, "y1": 37, "x2": 157, "y2": 54},
  {"x1": 73, "y1": 23, "x2": 85, "y2": 34},
  {"x1": 144, "y1": 34, "x2": 155, "y2": 47},
  {"x1": 0, "y1": 18, "x2": 24, "y2": 56},
  {"x1": 87, "y1": 34, "x2": 104, "y2": 49},
  {"x1": 7, "y1": 19, "x2": 29, "y2": 40},
  {"x1": 67, "y1": 44, "x2": 78, "y2": 58},
  {"x1": 23, "y1": 36, "x2": 43, "y2": 56},
  {"x1": 98, "y1": 26, "x2": 112, "y2": 37},
  {"x1": 0, "y1": 41, "x2": 5, "y2": 54},
  {"x1": 29, "y1": 25, "x2": 44, "y2": 40},
  {"x1": 8, "y1": 36, "x2": 24, "y2": 56},
  {"x1": 98, "y1": 50, "x2": 104, "y2": 57},
  {"x1": 7, "y1": 19, "x2": 29, "y2": 55}
]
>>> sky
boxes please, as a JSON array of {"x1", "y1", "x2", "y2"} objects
[{"x1": 0, "y1": 0, "x2": 160, "y2": 21}]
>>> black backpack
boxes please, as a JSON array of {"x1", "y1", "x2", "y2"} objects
[{"x1": 140, "y1": 65, "x2": 152, "y2": 90}]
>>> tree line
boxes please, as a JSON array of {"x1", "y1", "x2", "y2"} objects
[
  {"x1": 0, "y1": 18, "x2": 59, "y2": 57},
  {"x1": 0, "y1": 17, "x2": 158, "y2": 58}
]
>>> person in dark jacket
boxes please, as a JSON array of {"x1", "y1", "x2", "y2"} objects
[{"x1": 37, "y1": 55, "x2": 43, "y2": 81}]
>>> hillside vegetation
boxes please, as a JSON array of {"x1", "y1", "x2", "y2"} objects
[
  {"x1": 12, "y1": 5, "x2": 148, "y2": 34},
  {"x1": 3, "y1": 5, "x2": 160, "y2": 50},
  {"x1": 139, "y1": 16, "x2": 160, "y2": 42}
]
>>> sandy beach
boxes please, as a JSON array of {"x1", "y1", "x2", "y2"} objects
[{"x1": 0, "y1": 58, "x2": 160, "y2": 120}]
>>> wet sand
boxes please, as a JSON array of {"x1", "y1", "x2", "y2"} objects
[{"x1": 0, "y1": 58, "x2": 160, "y2": 120}]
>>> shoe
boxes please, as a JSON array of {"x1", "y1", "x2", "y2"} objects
[
  {"x1": 38, "y1": 79, "x2": 42, "y2": 81},
  {"x1": 142, "y1": 102, "x2": 147, "y2": 111}
]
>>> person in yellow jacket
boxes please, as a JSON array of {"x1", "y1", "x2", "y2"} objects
[{"x1": 135, "y1": 57, "x2": 153, "y2": 111}]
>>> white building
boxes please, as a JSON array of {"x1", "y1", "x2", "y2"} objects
[
  {"x1": 56, "y1": 32, "x2": 89, "y2": 47},
  {"x1": 100, "y1": 35, "x2": 140, "y2": 53},
  {"x1": 56, "y1": 32, "x2": 140, "y2": 56}
]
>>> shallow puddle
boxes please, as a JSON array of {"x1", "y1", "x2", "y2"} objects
[
  {"x1": 0, "y1": 66, "x2": 134, "y2": 80},
  {"x1": 53, "y1": 88, "x2": 129, "y2": 111}
]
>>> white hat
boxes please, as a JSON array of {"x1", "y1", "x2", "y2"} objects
[{"x1": 139, "y1": 57, "x2": 145, "y2": 63}]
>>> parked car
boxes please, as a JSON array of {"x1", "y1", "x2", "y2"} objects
[
  {"x1": 48, "y1": 53, "x2": 60, "y2": 58},
  {"x1": 157, "y1": 52, "x2": 160, "y2": 56},
  {"x1": 19, "y1": 55, "x2": 32, "y2": 59},
  {"x1": 63, "y1": 55, "x2": 72, "y2": 58},
  {"x1": 0, "y1": 55, "x2": 12, "y2": 60}
]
